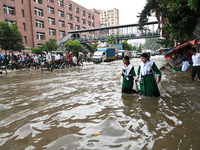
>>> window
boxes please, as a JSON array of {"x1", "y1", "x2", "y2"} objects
[
  {"x1": 75, "y1": 25, "x2": 80, "y2": 30},
  {"x1": 36, "y1": 20, "x2": 44, "y2": 28},
  {"x1": 21, "y1": 0, "x2": 24, "y2": 4},
  {"x1": 87, "y1": 21, "x2": 91, "y2": 26},
  {"x1": 5, "y1": 20, "x2": 16, "y2": 26},
  {"x1": 34, "y1": 7, "x2": 43, "y2": 16},
  {"x1": 49, "y1": 28, "x2": 56, "y2": 36},
  {"x1": 36, "y1": 32, "x2": 45, "y2": 40},
  {"x1": 81, "y1": 10, "x2": 85, "y2": 16},
  {"x1": 66, "y1": 3, "x2": 72, "y2": 10},
  {"x1": 82, "y1": 27, "x2": 86, "y2": 30},
  {"x1": 59, "y1": 20, "x2": 65, "y2": 27},
  {"x1": 34, "y1": 0, "x2": 42, "y2": 4},
  {"x1": 57, "y1": 0, "x2": 63, "y2": 7},
  {"x1": 22, "y1": 9, "x2": 25, "y2": 17},
  {"x1": 58, "y1": 10, "x2": 64, "y2": 17},
  {"x1": 23, "y1": 23, "x2": 26, "y2": 31},
  {"x1": 82, "y1": 19, "x2": 85, "y2": 24},
  {"x1": 92, "y1": 14, "x2": 94, "y2": 20},
  {"x1": 74, "y1": 6, "x2": 79, "y2": 13},
  {"x1": 37, "y1": 43, "x2": 42, "y2": 47},
  {"x1": 67, "y1": 13, "x2": 72, "y2": 20},
  {"x1": 68, "y1": 23, "x2": 73, "y2": 29},
  {"x1": 4, "y1": 5, "x2": 15, "y2": 15},
  {"x1": 48, "y1": 17, "x2": 55, "y2": 25},
  {"x1": 75, "y1": 16, "x2": 79, "y2": 22},
  {"x1": 47, "y1": 0, "x2": 53, "y2": 2},
  {"x1": 47, "y1": 6, "x2": 54, "y2": 14},
  {"x1": 24, "y1": 36, "x2": 27, "y2": 44},
  {"x1": 87, "y1": 12, "x2": 91, "y2": 18},
  {"x1": 59, "y1": 30, "x2": 65, "y2": 37}
]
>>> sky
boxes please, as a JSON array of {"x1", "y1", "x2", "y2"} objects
[{"x1": 71, "y1": 0, "x2": 156, "y2": 25}]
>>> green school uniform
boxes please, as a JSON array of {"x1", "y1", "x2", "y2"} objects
[
  {"x1": 121, "y1": 64, "x2": 136, "y2": 93},
  {"x1": 138, "y1": 61, "x2": 161, "y2": 97}
]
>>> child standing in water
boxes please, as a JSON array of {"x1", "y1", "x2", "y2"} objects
[
  {"x1": 121, "y1": 56, "x2": 137, "y2": 94},
  {"x1": 135, "y1": 53, "x2": 161, "y2": 97}
]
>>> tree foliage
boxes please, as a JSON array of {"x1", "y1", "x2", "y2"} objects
[
  {"x1": 0, "y1": 22, "x2": 25, "y2": 52},
  {"x1": 143, "y1": 38, "x2": 163, "y2": 50},
  {"x1": 82, "y1": 45, "x2": 89, "y2": 53},
  {"x1": 121, "y1": 40, "x2": 133, "y2": 50},
  {"x1": 137, "y1": 0, "x2": 200, "y2": 47},
  {"x1": 31, "y1": 39, "x2": 58, "y2": 54},
  {"x1": 39, "y1": 39, "x2": 58, "y2": 52},
  {"x1": 187, "y1": 0, "x2": 200, "y2": 12},
  {"x1": 90, "y1": 42, "x2": 98, "y2": 53},
  {"x1": 106, "y1": 35, "x2": 117, "y2": 44},
  {"x1": 64, "y1": 40, "x2": 81, "y2": 52},
  {"x1": 31, "y1": 48, "x2": 43, "y2": 54}
]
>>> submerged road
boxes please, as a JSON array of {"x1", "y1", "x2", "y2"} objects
[{"x1": 0, "y1": 55, "x2": 200, "y2": 150}]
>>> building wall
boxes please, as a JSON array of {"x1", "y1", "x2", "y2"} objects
[
  {"x1": 100, "y1": 8, "x2": 119, "y2": 35},
  {"x1": 0, "y1": 0, "x2": 100, "y2": 48}
]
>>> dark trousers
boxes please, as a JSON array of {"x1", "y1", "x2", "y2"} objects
[{"x1": 191, "y1": 66, "x2": 200, "y2": 79}]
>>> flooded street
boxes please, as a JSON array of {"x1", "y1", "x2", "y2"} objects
[{"x1": 0, "y1": 55, "x2": 200, "y2": 150}]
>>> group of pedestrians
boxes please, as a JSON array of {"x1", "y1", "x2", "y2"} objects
[
  {"x1": 120, "y1": 46, "x2": 200, "y2": 97},
  {"x1": 1, "y1": 50, "x2": 85, "y2": 70},
  {"x1": 121, "y1": 53, "x2": 161, "y2": 97}
]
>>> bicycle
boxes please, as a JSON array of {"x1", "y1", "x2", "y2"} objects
[
  {"x1": 41, "y1": 61, "x2": 53, "y2": 73},
  {"x1": 0, "y1": 58, "x2": 9, "y2": 76}
]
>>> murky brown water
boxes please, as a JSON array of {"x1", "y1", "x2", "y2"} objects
[{"x1": 0, "y1": 55, "x2": 200, "y2": 150}]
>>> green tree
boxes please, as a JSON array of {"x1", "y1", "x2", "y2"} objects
[
  {"x1": 121, "y1": 40, "x2": 133, "y2": 50},
  {"x1": 132, "y1": 45, "x2": 137, "y2": 50},
  {"x1": 64, "y1": 40, "x2": 81, "y2": 52},
  {"x1": 38, "y1": 39, "x2": 58, "y2": 52},
  {"x1": 82, "y1": 45, "x2": 89, "y2": 53},
  {"x1": 138, "y1": 44, "x2": 143, "y2": 52},
  {"x1": 0, "y1": 22, "x2": 25, "y2": 54},
  {"x1": 45, "y1": 39, "x2": 58, "y2": 52},
  {"x1": 137, "y1": 0, "x2": 200, "y2": 47},
  {"x1": 90, "y1": 42, "x2": 98, "y2": 53},
  {"x1": 143, "y1": 38, "x2": 163, "y2": 50},
  {"x1": 106, "y1": 35, "x2": 117, "y2": 44},
  {"x1": 188, "y1": 0, "x2": 200, "y2": 12},
  {"x1": 31, "y1": 47, "x2": 43, "y2": 54}
]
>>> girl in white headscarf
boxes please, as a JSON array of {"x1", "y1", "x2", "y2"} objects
[
  {"x1": 135, "y1": 53, "x2": 161, "y2": 97},
  {"x1": 121, "y1": 56, "x2": 137, "y2": 94}
]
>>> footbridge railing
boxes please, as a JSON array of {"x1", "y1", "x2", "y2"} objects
[{"x1": 58, "y1": 21, "x2": 161, "y2": 44}]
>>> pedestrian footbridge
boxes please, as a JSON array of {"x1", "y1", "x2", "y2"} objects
[{"x1": 58, "y1": 21, "x2": 162, "y2": 45}]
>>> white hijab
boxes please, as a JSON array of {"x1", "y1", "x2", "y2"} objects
[
  {"x1": 140, "y1": 61, "x2": 154, "y2": 76},
  {"x1": 122, "y1": 64, "x2": 133, "y2": 75},
  {"x1": 138, "y1": 61, "x2": 154, "y2": 81}
]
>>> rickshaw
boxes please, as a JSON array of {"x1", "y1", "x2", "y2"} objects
[{"x1": 0, "y1": 55, "x2": 9, "y2": 76}]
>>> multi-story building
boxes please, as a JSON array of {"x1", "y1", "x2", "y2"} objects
[
  {"x1": 100, "y1": 8, "x2": 119, "y2": 35},
  {"x1": 0, "y1": 0, "x2": 100, "y2": 48}
]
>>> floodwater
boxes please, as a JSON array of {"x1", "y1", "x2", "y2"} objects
[{"x1": 0, "y1": 55, "x2": 200, "y2": 150}]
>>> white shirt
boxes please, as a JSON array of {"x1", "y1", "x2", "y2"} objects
[
  {"x1": 55, "y1": 54, "x2": 60, "y2": 60},
  {"x1": 46, "y1": 53, "x2": 52, "y2": 61},
  {"x1": 192, "y1": 53, "x2": 200, "y2": 66},
  {"x1": 33, "y1": 56, "x2": 39, "y2": 63},
  {"x1": 72, "y1": 56, "x2": 77, "y2": 64}
]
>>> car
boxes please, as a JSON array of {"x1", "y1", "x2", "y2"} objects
[{"x1": 135, "y1": 53, "x2": 141, "y2": 58}]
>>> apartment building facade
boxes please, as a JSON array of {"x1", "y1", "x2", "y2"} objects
[
  {"x1": 0, "y1": 0, "x2": 100, "y2": 48},
  {"x1": 100, "y1": 8, "x2": 119, "y2": 35}
]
